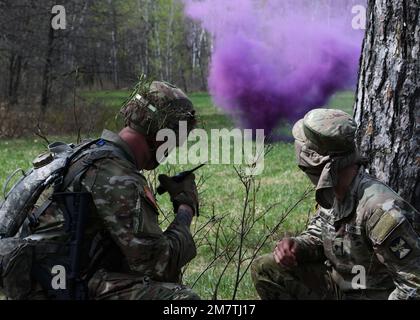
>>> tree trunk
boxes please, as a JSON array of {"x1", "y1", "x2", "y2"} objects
[
  {"x1": 165, "y1": 0, "x2": 174, "y2": 82},
  {"x1": 108, "y1": 0, "x2": 119, "y2": 89},
  {"x1": 354, "y1": 0, "x2": 420, "y2": 211},
  {"x1": 197, "y1": 28, "x2": 208, "y2": 91},
  {"x1": 40, "y1": 18, "x2": 55, "y2": 113},
  {"x1": 8, "y1": 53, "x2": 22, "y2": 105}
]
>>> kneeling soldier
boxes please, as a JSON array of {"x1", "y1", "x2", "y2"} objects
[
  {"x1": 4, "y1": 81, "x2": 200, "y2": 300},
  {"x1": 251, "y1": 108, "x2": 420, "y2": 300}
]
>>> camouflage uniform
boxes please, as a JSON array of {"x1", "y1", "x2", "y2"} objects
[
  {"x1": 84, "y1": 130, "x2": 198, "y2": 300},
  {"x1": 252, "y1": 109, "x2": 420, "y2": 300},
  {"x1": 27, "y1": 82, "x2": 199, "y2": 300}
]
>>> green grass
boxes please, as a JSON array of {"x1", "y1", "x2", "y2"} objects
[
  {"x1": 328, "y1": 91, "x2": 355, "y2": 115},
  {"x1": 0, "y1": 90, "x2": 355, "y2": 300}
]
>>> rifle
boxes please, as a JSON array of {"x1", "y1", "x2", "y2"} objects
[{"x1": 53, "y1": 192, "x2": 91, "y2": 300}]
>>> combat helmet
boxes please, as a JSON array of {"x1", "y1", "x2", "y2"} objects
[{"x1": 120, "y1": 77, "x2": 196, "y2": 140}]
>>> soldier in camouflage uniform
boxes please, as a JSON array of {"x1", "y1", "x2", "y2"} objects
[
  {"x1": 28, "y1": 81, "x2": 200, "y2": 300},
  {"x1": 251, "y1": 108, "x2": 420, "y2": 300}
]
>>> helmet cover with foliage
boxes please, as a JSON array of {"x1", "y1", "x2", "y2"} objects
[{"x1": 120, "y1": 77, "x2": 196, "y2": 141}]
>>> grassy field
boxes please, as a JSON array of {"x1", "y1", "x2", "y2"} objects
[{"x1": 0, "y1": 90, "x2": 355, "y2": 300}]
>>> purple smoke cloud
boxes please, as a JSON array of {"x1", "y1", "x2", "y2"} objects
[{"x1": 183, "y1": 0, "x2": 365, "y2": 136}]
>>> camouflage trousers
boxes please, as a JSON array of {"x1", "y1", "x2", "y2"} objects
[
  {"x1": 88, "y1": 269, "x2": 200, "y2": 300},
  {"x1": 251, "y1": 253, "x2": 340, "y2": 300}
]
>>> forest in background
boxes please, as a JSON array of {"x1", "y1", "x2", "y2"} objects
[
  {"x1": 0, "y1": 0, "x2": 418, "y2": 299},
  {"x1": 0, "y1": 0, "x2": 210, "y2": 114}
]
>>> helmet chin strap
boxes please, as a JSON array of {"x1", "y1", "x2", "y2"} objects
[{"x1": 143, "y1": 135, "x2": 159, "y2": 166}]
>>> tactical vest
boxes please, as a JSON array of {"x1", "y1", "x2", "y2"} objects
[{"x1": 0, "y1": 138, "x2": 130, "y2": 300}]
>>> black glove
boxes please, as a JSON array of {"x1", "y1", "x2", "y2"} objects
[{"x1": 158, "y1": 173, "x2": 199, "y2": 216}]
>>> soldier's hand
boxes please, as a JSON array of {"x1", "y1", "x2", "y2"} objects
[
  {"x1": 274, "y1": 238, "x2": 298, "y2": 268},
  {"x1": 158, "y1": 173, "x2": 199, "y2": 216}
]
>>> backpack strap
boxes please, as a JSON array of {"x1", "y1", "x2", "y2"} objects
[
  {"x1": 28, "y1": 140, "x2": 132, "y2": 228},
  {"x1": 55, "y1": 140, "x2": 132, "y2": 300},
  {"x1": 59, "y1": 140, "x2": 133, "y2": 193}
]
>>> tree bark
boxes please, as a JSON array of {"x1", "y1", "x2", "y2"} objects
[
  {"x1": 354, "y1": 0, "x2": 420, "y2": 210},
  {"x1": 7, "y1": 53, "x2": 22, "y2": 105},
  {"x1": 40, "y1": 17, "x2": 55, "y2": 113},
  {"x1": 108, "y1": 0, "x2": 119, "y2": 89}
]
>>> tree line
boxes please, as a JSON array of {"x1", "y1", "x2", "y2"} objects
[{"x1": 0, "y1": 0, "x2": 211, "y2": 112}]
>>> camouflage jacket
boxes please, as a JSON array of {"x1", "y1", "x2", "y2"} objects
[
  {"x1": 294, "y1": 166, "x2": 420, "y2": 300},
  {"x1": 34, "y1": 130, "x2": 196, "y2": 284}
]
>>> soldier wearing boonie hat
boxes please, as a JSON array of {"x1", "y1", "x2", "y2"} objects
[{"x1": 251, "y1": 108, "x2": 420, "y2": 300}]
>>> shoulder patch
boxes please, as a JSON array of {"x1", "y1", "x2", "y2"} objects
[
  {"x1": 367, "y1": 208, "x2": 384, "y2": 230},
  {"x1": 389, "y1": 237, "x2": 412, "y2": 260},
  {"x1": 369, "y1": 209, "x2": 404, "y2": 244}
]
